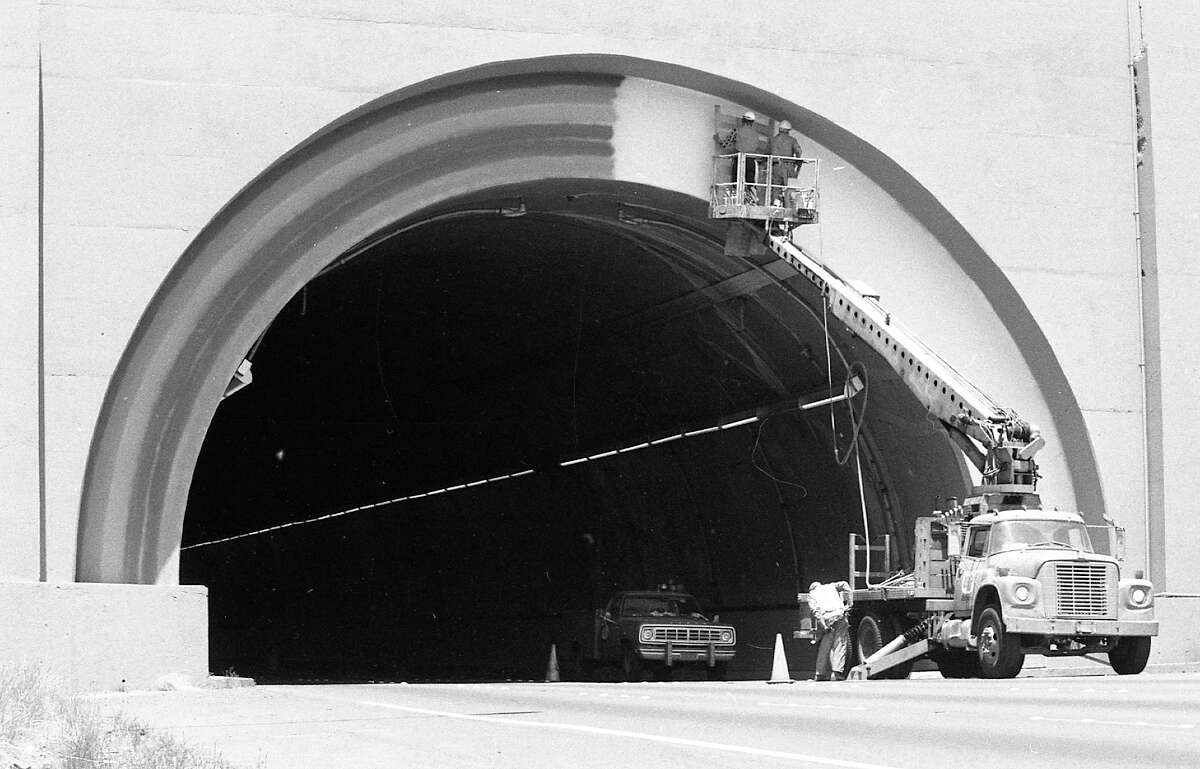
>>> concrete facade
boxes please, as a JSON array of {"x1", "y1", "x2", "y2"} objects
[
  {"x1": 0, "y1": 582, "x2": 208, "y2": 690},
  {"x1": 1, "y1": 1, "x2": 1197, "y2": 681}
]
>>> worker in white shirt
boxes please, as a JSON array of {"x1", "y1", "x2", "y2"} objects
[{"x1": 807, "y1": 580, "x2": 853, "y2": 681}]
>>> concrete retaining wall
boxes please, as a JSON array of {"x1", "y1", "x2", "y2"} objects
[{"x1": 0, "y1": 581, "x2": 208, "y2": 691}]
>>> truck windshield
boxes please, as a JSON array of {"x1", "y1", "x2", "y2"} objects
[
  {"x1": 622, "y1": 595, "x2": 706, "y2": 618},
  {"x1": 990, "y1": 520, "x2": 1094, "y2": 554}
]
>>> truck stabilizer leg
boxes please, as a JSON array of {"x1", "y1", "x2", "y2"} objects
[{"x1": 848, "y1": 640, "x2": 933, "y2": 681}]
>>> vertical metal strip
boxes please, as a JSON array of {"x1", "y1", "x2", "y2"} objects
[{"x1": 37, "y1": 45, "x2": 48, "y2": 582}]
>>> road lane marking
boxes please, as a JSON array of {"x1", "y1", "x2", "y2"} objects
[
  {"x1": 355, "y1": 700, "x2": 903, "y2": 768},
  {"x1": 758, "y1": 702, "x2": 867, "y2": 711},
  {"x1": 1031, "y1": 716, "x2": 1195, "y2": 730}
]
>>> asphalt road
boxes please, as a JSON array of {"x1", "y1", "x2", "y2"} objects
[{"x1": 92, "y1": 674, "x2": 1200, "y2": 769}]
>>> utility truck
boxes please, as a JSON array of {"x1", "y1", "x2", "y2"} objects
[{"x1": 711, "y1": 118, "x2": 1158, "y2": 678}]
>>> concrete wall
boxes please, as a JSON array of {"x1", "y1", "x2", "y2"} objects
[
  {"x1": 0, "y1": 0, "x2": 42, "y2": 581},
  {"x1": 0, "y1": 582, "x2": 208, "y2": 690},
  {"x1": 1142, "y1": 2, "x2": 1200, "y2": 594},
  {"x1": 14, "y1": 0, "x2": 1148, "y2": 579},
  {"x1": 1, "y1": 0, "x2": 1198, "y2": 676}
]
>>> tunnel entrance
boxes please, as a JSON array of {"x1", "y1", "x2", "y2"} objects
[{"x1": 180, "y1": 180, "x2": 963, "y2": 681}]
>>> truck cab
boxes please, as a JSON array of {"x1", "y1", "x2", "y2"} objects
[{"x1": 952, "y1": 509, "x2": 1156, "y2": 676}]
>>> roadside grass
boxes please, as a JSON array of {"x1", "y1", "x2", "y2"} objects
[{"x1": 1, "y1": 664, "x2": 249, "y2": 769}]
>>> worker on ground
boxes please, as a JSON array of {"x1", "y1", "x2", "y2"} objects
[
  {"x1": 807, "y1": 580, "x2": 852, "y2": 681},
  {"x1": 769, "y1": 120, "x2": 802, "y2": 203},
  {"x1": 714, "y1": 111, "x2": 767, "y2": 201}
]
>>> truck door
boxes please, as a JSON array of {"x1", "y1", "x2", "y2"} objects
[{"x1": 957, "y1": 525, "x2": 991, "y2": 602}]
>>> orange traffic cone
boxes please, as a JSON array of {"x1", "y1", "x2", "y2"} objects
[
  {"x1": 766, "y1": 633, "x2": 794, "y2": 684},
  {"x1": 545, "y1": 644, "x2": 561, "y2": 682}
]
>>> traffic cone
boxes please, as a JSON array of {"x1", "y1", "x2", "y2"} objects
[
  {"x1": 766, "y1": 633, "x2": 794, "y2": 684},
  {"x1": 545, "y1": 644, "x2": 560, "y2": 682}
]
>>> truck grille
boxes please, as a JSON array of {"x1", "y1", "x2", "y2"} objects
[
  {"x1": 1044, "y1": 562, "x2": 1116, "y2": 619},
  {"x1": 641, "y1": 625, "x2": 736, "y2": 645}
]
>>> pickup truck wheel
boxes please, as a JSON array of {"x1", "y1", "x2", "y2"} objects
[
  {"x1": 855, "y1": 612, "x2": 913, "y2": 679},
  {"x1": 1108, "y1": 636, "x2": 1152, "y2": 675},
  {"x1": 976, "y1": 606, "x2": 1024, "y2": 678},
  {"x1": 621, "y1": 646, "x2": 644, "y2": 682}
]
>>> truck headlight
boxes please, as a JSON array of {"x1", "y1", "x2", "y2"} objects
[
  {"x1": 720, "y1": 630, "x2": 733, "y2": 643},
  {"x1": 1014, "y1": 584, "x2": 1032, "y2": 603},
  {"x1": 1129, "y1": 586, "x2": 1150, "y2": 607},
  {"x1": 640, "y1": 626, "x2": 655, "y2": 642}
]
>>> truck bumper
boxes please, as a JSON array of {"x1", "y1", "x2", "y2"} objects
[
  {"x1": 639, "y1": 644, "x2": 736, "y2": 667},
  {"x1": 1004, "y1": 617, "x2": 1158, "y2": 637}
]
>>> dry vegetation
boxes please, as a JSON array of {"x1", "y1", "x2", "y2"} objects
[{"x1": 0, "y1": 665, "x2": 245, "y2": 769}]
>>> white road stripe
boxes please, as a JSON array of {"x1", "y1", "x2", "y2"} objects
[
  {"x1": 758, "y1": 702, "x2": 867, "y2": 711},
  {"x1": 1031, "y1": 715, "x2": 1194, "y2": 730},
  {"x1": 355, "y1": 699, "x2": 903, "y2": 769}
]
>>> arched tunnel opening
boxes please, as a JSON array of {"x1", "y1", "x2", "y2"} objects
[{"x1": 179, "y1": 180, "x2": 965, "y2": 682}]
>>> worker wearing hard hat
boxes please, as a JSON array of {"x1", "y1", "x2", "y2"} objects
[
  {"x1": 769, "y1": 120, "x2": 802, "y2": 189},
  {"x1": 715, "y1": 111, "x2": 767, "y2": 194},
  {"x1": 807, "y1": 580, "x2": 853, "y2": 681}
]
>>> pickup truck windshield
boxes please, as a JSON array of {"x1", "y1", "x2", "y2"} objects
[
  {"x1": 622, "y1": 595, "x2": 706, "y2": 618},
  {"x1": 991, "y1": 520, "x2": 1094, "y2": 554}
]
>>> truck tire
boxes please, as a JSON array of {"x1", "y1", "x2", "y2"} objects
[
  {"x1": 855, "y1": 612, "x2": 913, "y2": 679},
  {"x1": 976, "y1": 606, "x2": 1024, "y2": 679},
  {"x1": 1108, "y1": 636, "x2": 1152, "y2": 675},
  {"x1": 621, "y1": 646, "x2": 644, "y2": 682}
]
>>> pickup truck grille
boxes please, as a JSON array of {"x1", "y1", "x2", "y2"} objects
[
  {"x1": 641, "y1": 625, "x2": 736, "y2": 645},
  {"x1": 1044, "y1": 562, "x2": 1116, "y2": 619}
]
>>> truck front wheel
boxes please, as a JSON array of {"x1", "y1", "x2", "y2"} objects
[
  {"x1": 976, "y1": 606, "x2": 1024, "y2": 679},
  {"x1": 1108, "y1": 636, "x2": 1152, "y2": 675}
]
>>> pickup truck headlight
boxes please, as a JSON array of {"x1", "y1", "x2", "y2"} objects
[
  {"x1": 720, "y1": 629, "x2": 733, "y2": 643},
  {"x1": 639, "y1": 626, "x2": 655, "y2": 642},
  {"x1": 1014, "y1": 584, "x2": 1032, "y2": 603}
]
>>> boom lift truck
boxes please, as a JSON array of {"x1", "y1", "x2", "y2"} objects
[{"x1": 709, "y1": 109, "x2": 1158, "y2": 679}]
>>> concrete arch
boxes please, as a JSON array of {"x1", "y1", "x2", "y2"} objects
[{"x1": 77, "y1": 54, "x2": 1101, "y2": 585}]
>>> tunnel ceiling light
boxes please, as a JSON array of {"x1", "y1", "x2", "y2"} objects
[{"x1": 185, "y1": 405, "x2": 799, "y2": 550}]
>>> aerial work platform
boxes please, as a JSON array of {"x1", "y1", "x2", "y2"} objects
[{"x1": 710, "y1": 106, "x2": 819, "y2": 229}]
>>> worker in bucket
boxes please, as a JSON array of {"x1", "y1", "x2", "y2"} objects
[
  {"x1": 714, "y1": 111, "x2": 766, "y2": 198},
  {"x1": 769, "y1": 120, "x2": 802, "y2": 194},
  {"x1": 807, "y1": 580, "x2": 853, "y2": 681}
]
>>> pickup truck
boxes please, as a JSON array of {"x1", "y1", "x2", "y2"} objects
[{"x1": 568, "y1": 590, "x2": 737, "y2": 680}]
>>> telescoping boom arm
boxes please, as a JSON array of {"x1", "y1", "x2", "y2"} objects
[{"x1": 766, "y1": 234, "x2": 1043, "y2": 492}]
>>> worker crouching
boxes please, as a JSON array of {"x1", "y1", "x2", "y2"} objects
[{"x1": 807, "y1": 580, "x2": 853, "y2": 681}]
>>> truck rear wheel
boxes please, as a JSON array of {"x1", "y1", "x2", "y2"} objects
[
  {"x1": 976, "y1": 606, "x2": 1024, "y2": 678},
  {"x1": 1108, "y1": 636, "x2": 1152, "y2": 675},
  {"x1": 855, "y1": 612, "x2": 913, "y2": 679}
]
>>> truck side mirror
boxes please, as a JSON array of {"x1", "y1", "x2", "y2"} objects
[
  {"x1": 712, "y1": 614, "x2": 720, "y2": 623},
  {"x1": 1110, "y1": 526, "x2": 1126, "y2": 562}
]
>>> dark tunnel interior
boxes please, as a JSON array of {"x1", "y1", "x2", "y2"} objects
[{"x1": 180, "y1": 181, "x2": 965, "y2": 682}]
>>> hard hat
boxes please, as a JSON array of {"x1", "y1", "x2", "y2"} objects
[
  {"x1": 742, "y1": 111, "x2": 756, "y2": 122},
  {"x1": 809, "y1": 581, "x2": 821, "y2": 592},
  {"x1": 779, "y1": 120, "x2": 792, "y2": 131}
]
